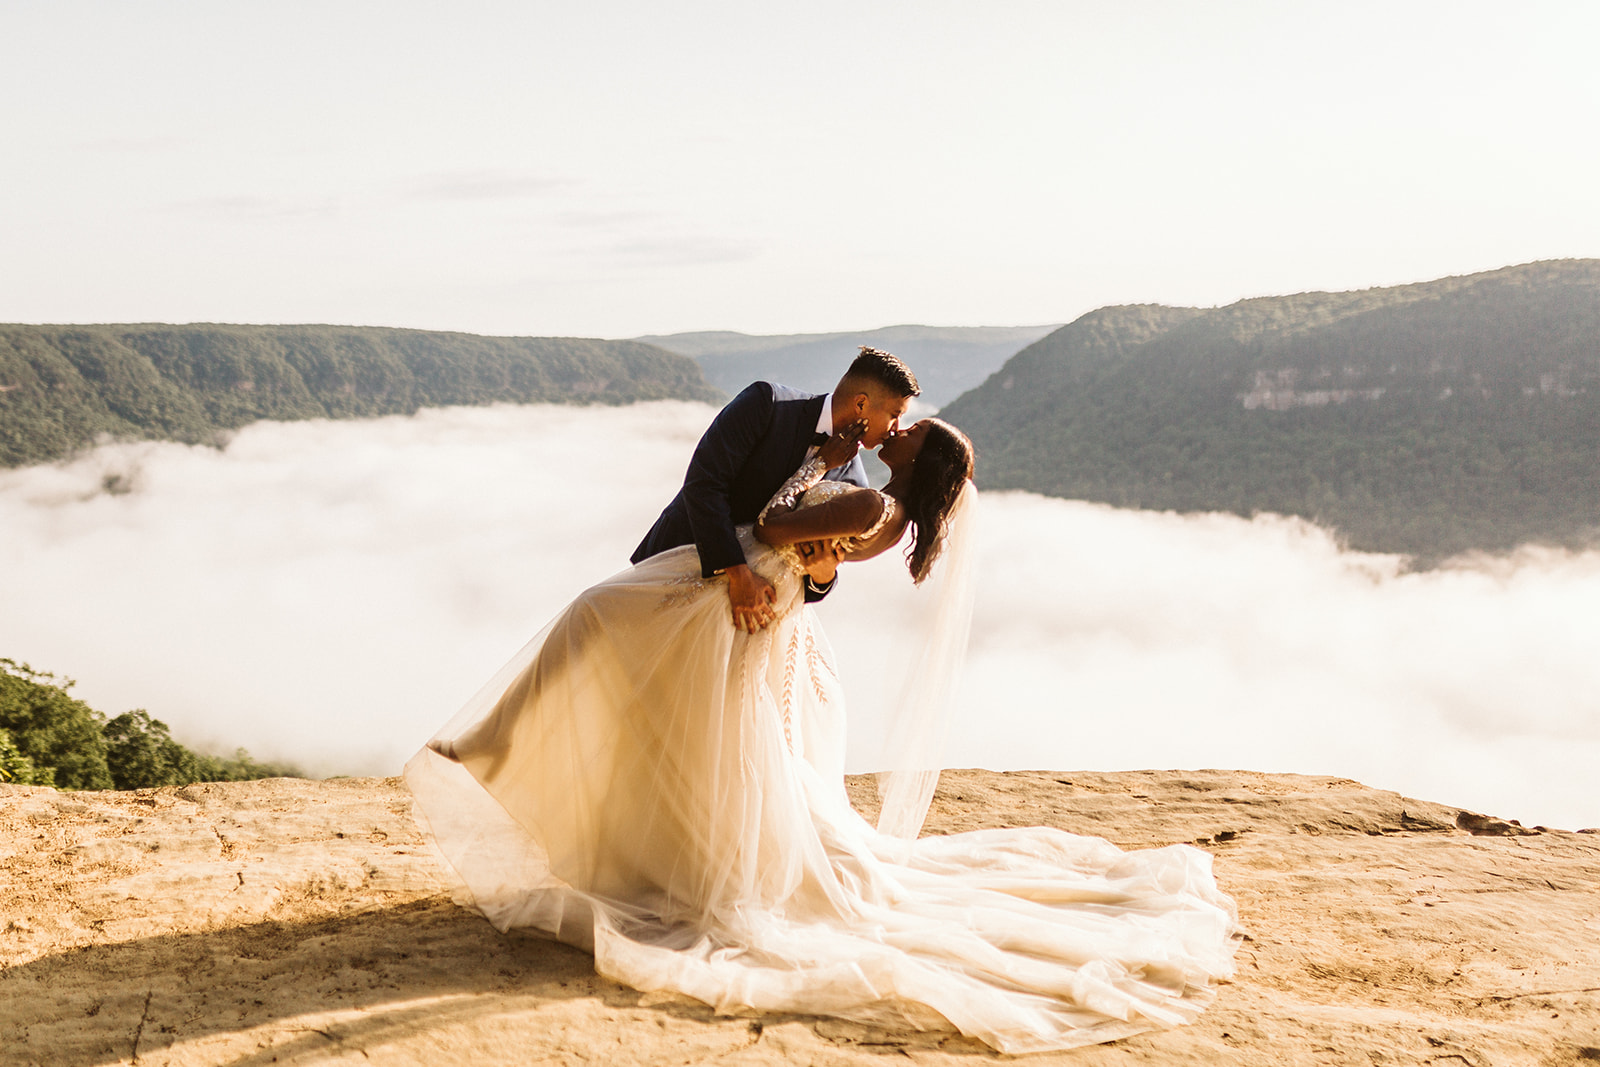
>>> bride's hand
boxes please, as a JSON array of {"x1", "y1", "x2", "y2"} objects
[
  {"x1": 796, "y1": 540, "x2": 844, "y2": 585},
  {"x1": 818, "y1": 419, "x2": 867, "y2": 470}
]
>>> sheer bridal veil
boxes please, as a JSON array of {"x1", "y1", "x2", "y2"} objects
[{"x1": 874, "y1": 479, "x2": 979, "y2": 840}]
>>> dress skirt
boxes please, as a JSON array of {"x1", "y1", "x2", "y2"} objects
[{"x1": 405, "y1": 531, "x2": 1238, "y2": 1053}]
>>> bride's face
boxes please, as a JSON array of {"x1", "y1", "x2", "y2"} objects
[{"x1": 879, "y1": 420, "x2": 931, "y2": 470}]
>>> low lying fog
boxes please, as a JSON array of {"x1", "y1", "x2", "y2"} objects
[{"x1": 3, "y1": 403, "x2": 1596, "y2": 830}]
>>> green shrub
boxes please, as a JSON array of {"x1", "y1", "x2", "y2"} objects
[
  {"x1": 0, "y1": 658, "x2": 302, "y2": 790},
  {"x1": 0, "y1": 727, "x2": 48, "y2": 786},
  {"x1": 0, "y1": 659, "x2": 112, "y2": 789}
]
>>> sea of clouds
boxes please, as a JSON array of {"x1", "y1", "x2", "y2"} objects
[{"x1": 3, "y1": 402, "x2": 1597, "y2": 830}]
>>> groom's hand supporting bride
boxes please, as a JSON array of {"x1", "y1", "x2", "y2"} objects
[
  {"x1": 727, "y1": 564, "x2": 777, "y2": 634},
  {"x1": 730, "y1": 541, "x2": 839, "y2": 632}
]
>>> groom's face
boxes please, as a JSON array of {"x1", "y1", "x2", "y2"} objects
[{"x1": 847, "y1": 387, "x2": 912, "y2": 448}]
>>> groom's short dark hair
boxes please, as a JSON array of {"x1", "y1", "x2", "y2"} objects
[{"x1": 843, "y1": 346, "x2": 919, "y2": 398}]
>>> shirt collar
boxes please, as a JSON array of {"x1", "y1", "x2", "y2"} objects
[{"x1": 814, "y1": 393, "x2": 832, "y2": 437}]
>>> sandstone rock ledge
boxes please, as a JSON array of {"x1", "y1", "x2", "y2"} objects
[{"x1": 2, "y1": 771, "x2": 1597, "y2": 1066}]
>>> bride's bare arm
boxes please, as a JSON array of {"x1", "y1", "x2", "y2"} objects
[{"x1": 755, "y1": 488, "x2": 886, "y2": 546}]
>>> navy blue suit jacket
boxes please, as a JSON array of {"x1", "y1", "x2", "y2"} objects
[{"x1": 632, "y1": 382, "x2": 869, "y2": 597}]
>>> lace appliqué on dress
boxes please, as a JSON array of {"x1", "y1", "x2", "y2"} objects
[
  {"x1": 655, "y1": 573, "x2": 710, "y2": 612},
  {"x1": 781, "y1": 626, "x2": 802, "y2": 754},
  {"x1": 779, "y1": 619, "x2": 838, "y2": 757},
  {"x1": 758, "y1": 454, "x2": 829, "y2": 525},
  {"x1": 760, "y1": 455, "x2": 831, "y2": 576}
]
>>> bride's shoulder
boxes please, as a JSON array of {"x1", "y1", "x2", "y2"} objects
[{"x1": 801, "y1": 482, "x2": 888, "y2": 522}]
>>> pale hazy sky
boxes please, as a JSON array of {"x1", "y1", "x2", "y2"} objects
[{"x1": 4, "y1": 1, "x2": 1598, "y2": 337}]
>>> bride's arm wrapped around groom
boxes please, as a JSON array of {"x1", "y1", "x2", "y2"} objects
[{"x1": 629, "y1": 348, "x2": 920, "y2": 630}]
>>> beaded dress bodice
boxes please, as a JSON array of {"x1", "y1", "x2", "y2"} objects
[{"x1": 757, "y1": 455, "x2": 894, "y2": 574}]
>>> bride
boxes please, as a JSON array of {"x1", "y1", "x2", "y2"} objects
[{"x1": 405, "y1": 418, "x2": 1238, "y2": 1054}]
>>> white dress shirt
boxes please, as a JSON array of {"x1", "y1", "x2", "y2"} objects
[{"x1": 808, "y1": 393, "x2": 832, "y2": 457}]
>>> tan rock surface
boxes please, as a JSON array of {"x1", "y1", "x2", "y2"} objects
[{"x1": 2, "y1": 770, "x2": 1597, "y2": 1066}]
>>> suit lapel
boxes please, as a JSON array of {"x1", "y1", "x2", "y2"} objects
[{"x1": 782, "y1": 393, "x2": 827, "y2": 476}]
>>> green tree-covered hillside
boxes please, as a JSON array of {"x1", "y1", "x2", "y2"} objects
[
  {"x1": 0, "y1": 324, "x2": 724, "y2": 468},
  {"x1": 0, "y1": 659, "x2": 298, "y2": 790},
  {"x1": 943, "y1": 260, "x2": 1600, "y2": 560}
]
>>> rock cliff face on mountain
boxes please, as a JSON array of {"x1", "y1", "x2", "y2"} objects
[
  {"x1": 944, "y1": 260, "x2": 1600, "y2": 560},
  {"x1": 0, "y1": 324, "x2": 723, "y2": 468},
  {"x1": 4, "y1": 769, "x2": 1597, "y2": 1065}
]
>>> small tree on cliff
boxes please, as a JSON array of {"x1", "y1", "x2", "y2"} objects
[
  {"x1": 102, "y1": 710, "x2": 204, "y2": 790},
  {"x1": 0, "y1": 659, "x2": 113, "y2": 790},
  {"x1": 0, "y1": 727, "x2": 47, "y2": 785}
]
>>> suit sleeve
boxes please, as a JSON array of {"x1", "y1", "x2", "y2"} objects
[
  {"x1": 837, "y1": 453, "x2": 870, "y2": 489},
  {"x1": 683, "y1": 382, "x2": 775, "y2": 578},
  {"x1": 803, "y1": 574, "x2": 838, "y2": 603}
]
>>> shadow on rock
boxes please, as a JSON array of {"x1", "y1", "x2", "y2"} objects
[{"x1": 6, "y1": 898, "x2": 612, "y2": 1066}]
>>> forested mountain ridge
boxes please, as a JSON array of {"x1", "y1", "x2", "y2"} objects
[
  {"x1": 0, "y1": 324, "x2": 724, "y2": 468},
  {"x1": 943, "y1": 260, "x2": 1600, "y2": 560},
  {"x1": 637, "y1": 324, "x2": 1059, "y2": 408}
]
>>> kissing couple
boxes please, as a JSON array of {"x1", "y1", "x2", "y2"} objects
[{"x1": 407, "y1": 346, "x2": 1238, "y2": 1053}]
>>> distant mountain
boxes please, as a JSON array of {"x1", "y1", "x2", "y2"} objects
[
  {"x1": 0, "y1": 324, "x2": 723, "y2": 468},
  {"x1": 636, "y1": 324, "x2": 1060, "y2": 408},
  {"x1": 943, "y1": 260, "x2": 1600, "y2": 560}
]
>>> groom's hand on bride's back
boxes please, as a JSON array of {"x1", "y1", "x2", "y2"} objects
[{"x1": 726, "y1": 564, "x2": 777, "y2": 633}]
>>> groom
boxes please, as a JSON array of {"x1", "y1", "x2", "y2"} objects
[{"x1": 632, "y1": 347, "x2": 920, "y2": 632}]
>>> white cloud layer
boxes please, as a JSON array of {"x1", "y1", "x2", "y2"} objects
[{"x1": 3, "y1": 404, "x2": 1597, "y2": 830}]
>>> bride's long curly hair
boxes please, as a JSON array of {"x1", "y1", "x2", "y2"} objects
[{"x1": 903, "y1": 419, "x2": 975, "y2": 584}]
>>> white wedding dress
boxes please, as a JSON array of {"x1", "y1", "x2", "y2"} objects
[{"x1": 405, "y1": 482, "x2": 1238, "y2": 1054}]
